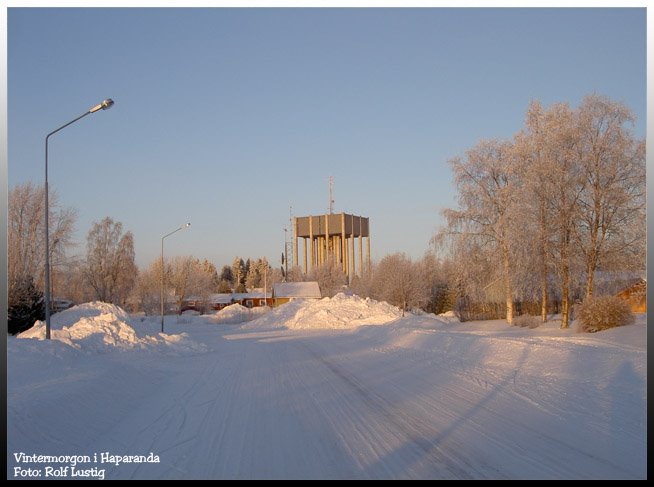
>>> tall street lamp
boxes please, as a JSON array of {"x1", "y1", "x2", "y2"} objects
[
  {"x1": 44, "y1": 98, "x2": 114, "y2": 340},
  {"x1": 161, "y1": 223, "x2": 191, "y2": 333}
]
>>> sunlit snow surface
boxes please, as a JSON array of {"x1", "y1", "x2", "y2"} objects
[{"x1": 8, "y1": 298, "x2": 646, "y2": 479}]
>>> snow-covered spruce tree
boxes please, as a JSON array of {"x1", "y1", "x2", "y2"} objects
[
  {"x1": 83, "y1": 217, "x2": 137, "y2": 306},
  {"x1": 231, "y1": 257, "x2": 246, "y2": 290},
  {"x1": 245, "y1": 259, "x2": 261, "y2": 290},
  {"x1": 8, "y1": 276, "x2": 45, "y2": 335},
  {"x1": 255, "y1": 257, "x2": 272, "y2": 291},
  {"x1": 220, "y1": 265, "x2": 234, "y2": 287},
  {"x1": 574, "y1": 95, "x2": 646, "y2": 299},
  {"x1": 440, "y1": 139, "x2": 521, "y2": 325}
]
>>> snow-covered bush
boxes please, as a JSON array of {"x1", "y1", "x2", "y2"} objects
[
  {"x1": 576, "y1": 295, "x2": 635, "y2": 333},
  {"x1": 513, "y1": 314, "x2": 540, "y2": 329}
]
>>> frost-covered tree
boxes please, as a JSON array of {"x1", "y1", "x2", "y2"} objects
[
  {"x1": 84, "y1": 217, "x2": 137, "y2": 306},
  {"x1": 441, "y1": 139, "x2": 520, "y2": 324},
  {"x1": 200, "y1": 259, "x2": 220, "y2": 292},
  {"x1": 436, "y1": 95, "x2": 645, "y2": 329},
  {"x1": 574, "y1": 95, "x2": 646, "y2": 298},
  {"x1": 217, "y1": 280, "x2": 232, "y2": 293},
  {"x1": 308, "y1": 258, "x2": 348, "y2": 298},
  {"x1": 512, "y1": 100, "x2": 558, "y2": 322},
  {"x1": 268, "y1": 267, "x2": 285, "y2": 288},
  {"x1": 231, "y1": 257, "x2": 245, "y2": 289},
  {"x1": 419, "y1": 251, "x2": 457, "y2": 315},
  {"x1": 132, "y1": 259, "x2": 163, "y2": 314},
  {"x1": 371, "y1": 253, "x2": 427, "y2": 316},
  {"x1": 220, "y1": 265, "x2": 234, "y2": 286},
  {"x1": 245, "y1": 259, "x2": 261, "y2": 290},
  {"x1": 8, "y1": 183, "x2": 77, "y2": 295},
  {"x1": 256, "y1": 258, "x2": 272, "y2": 291},
  {"x1": 350, "y1": 266, "x2": 374, "y2": 300},
  {"x1": 59, "y1": 258, "x2": 95, "y2": 305},
  {"x1": 538, "y1": 103, "x2": 587, "y2": 328},
  {"x1": 286, "y1": 265, "x2": 305, "y2": 283},
  {"x1": 168, "y1": 256, "x2": 215, "y2": 312}
]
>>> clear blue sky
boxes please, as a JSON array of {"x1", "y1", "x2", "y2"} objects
[{"x1": 8, "y1": 7, "x2": 646, "y2": 270}]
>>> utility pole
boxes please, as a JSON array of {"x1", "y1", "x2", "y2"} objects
[
  {"x1": 288, "y1": 205, "x2": 294, "y2": 271},
  {"x1": 283, "y1": 228, "x2": 289, "y2": 280}
]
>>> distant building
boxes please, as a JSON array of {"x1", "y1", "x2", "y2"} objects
[
  {"x1": 231, "y1": 291, "x2": 273, "y2": 309},
  {"x1": 272, "y1": 282, "x2": 321, "y2": 307},
  {"x1": 181, "y1": 291, "x2": 272, "y2": 314},
  {"x1": 616, "y1": 278, "x2": 646, "y2": 313}
]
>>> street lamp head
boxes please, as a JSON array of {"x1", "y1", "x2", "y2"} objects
[
  {"x1": 89, "y1": 98, "x2": 115, "y2": 113},
  {"x1": 184, "y1": 222, "x2": 191, "y2": 228},
  {"x1": 101, "y1": 98, "x2": 114, "y2": 110}
]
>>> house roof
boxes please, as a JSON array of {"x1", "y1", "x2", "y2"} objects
[
  {"x1": 272, "y1": 281, "x2": 322, "y2": 299},
  {"x1": 205, "y1": 292, "x2": 271, "y2": 304}
]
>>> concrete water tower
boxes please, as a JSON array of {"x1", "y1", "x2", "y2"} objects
[{"x1": 293, "y1": 213, "x2": 371, "y2": 278}]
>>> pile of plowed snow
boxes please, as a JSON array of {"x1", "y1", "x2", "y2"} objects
[
  {"x1": 245, "y1": 293, "x2": 404, "y2": 330},
  {"x1": 18, "y1": 302, "x2": 208, "y2": 354},
  {"x1": 205, "y1": 303, "x2": 269, "y2": 324}
]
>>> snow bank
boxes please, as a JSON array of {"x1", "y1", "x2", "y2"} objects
[
  {"x1": 202, "y1": 303, "x2": 270, "y2": 325},
  {"x1": 245, "y1": 293, "x2": 404, "y2": 330},
  {"x1": 437, "y1": 310, "x2": 460, "y2": 323},
  {"x1": 18, "y1": 302, "x2": 208, "y2": 354}
]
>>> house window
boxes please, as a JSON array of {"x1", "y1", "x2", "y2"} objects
[
  {"x1": 246, "y1": 299, "x2": 253, "y2": 308},
  {"x1": 259, "y1": 299, "x2": 266, "y2": 306}
]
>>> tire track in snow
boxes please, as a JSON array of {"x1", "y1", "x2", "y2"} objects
[{"x1": 299, "y1": 341, "x2": 496, "y2": 479}]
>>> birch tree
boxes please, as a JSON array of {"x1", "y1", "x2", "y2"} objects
[
  {"x1": 308, "y1": 257, "x2": 347, "y2": 298},
  {"x1": 231, "y1": 257, "x2": 245, "y2": 289},
  {"x1": 133, "y1": 259, "x2": 164, "y2": 314},
  {"x1": 574, "y1": 95, "x2": 646, "y2": 298},
  {"x1": 168, "y1": 256, "x2": 215, "y2": 312},
  {"x1": 8, "y1": 183, "x2": 77, "y2": 293},
  {"x1": 84, "y1": 217, "x2": 137, "y2": 306},
  {"x1": 532, "y1": 102, "x2": 586, "y2": 329},
  {"x1": 371, "y1": 253, "x2": 426, "y2": 316},
  {"x1": 513, "y1": 100, "x2": 556, "y2": 322},
  {"x1": 442, "y1": 139, "x2": 519, "y2": 324}
]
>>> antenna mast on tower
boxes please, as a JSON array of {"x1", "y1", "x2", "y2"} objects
[{"x1": 329, "y1": 176, "x2": 334, "y2": 214}]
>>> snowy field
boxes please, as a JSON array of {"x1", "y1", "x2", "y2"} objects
[{"x1": 7, "y1": 296, "x2": 646, "y2": 480}]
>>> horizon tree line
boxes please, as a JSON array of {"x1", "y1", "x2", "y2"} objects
[{"x1": 8, "y1": 94, "x2": 644, "y2": 331}]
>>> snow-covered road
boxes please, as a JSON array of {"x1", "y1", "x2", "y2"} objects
[{"x1": 8, "y1": 310, "x2": 646, "y2": 479}]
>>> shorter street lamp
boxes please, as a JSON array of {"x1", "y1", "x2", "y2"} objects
[{"x1": 161, "y1": 223, "x2": 191, "y2": 333}]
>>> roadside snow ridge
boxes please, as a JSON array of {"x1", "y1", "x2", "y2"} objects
[
  {"x1": 18, "y1": 301, "x2": 207, "y2": 354},
  {"x1": 246, "y1": 293, "x2": 404, "y2": 330}
]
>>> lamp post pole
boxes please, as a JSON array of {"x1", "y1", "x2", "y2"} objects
[
  {"x1": 284, "y1": 228, "x2": 289, "y2": 280},
  {"x1": 44, "y1": 99, "x2": 114, "y2": 340},
  {"x1": 160, "y1": 223, "x2": 191, "y2": 333}
]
